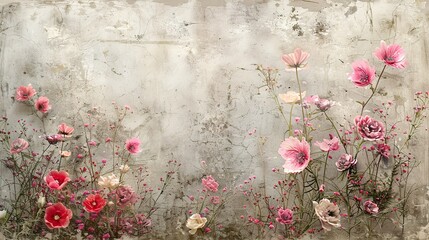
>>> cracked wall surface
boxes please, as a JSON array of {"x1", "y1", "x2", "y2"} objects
[{"x1": 0, "y1": 0, "x2": 428, "y2": 239}]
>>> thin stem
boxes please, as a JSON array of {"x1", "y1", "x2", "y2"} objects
[
  {"x1": 295, "y1": 68, "x2": 307, "y2": 138},
  {"x1": 360, "y1": 65, "x2": 387, "y2": 116}
]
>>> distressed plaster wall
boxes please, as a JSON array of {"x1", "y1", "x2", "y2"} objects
[{"x1": 0, "y1": 0, "x2": 428, "y2": 239}]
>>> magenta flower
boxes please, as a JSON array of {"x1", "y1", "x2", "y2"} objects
[
  {"x1": 202, "y1": 175, "x2": 219, "y2": 192},
  {"x1": 125, "y1": 137, "x2": 141, "y2": 154},
  {"x1": 315, "y1": 136, "x2": 340, "y2": 152},
  {"x1": 281, "y1": 48, "x2": 309, "y2": 71},
  {"x1": 116, "y1": 185, "x2": 137, "y2": 207},
  {"x1": 10, "y1": 138, "x2": 29, "y2": 154},
  {"x1": 276, "y1": 208, "x2": 293, "y2": 225},
  {"x1": 15, "y1": 84, "x2": 36, "y2": 101},
  {"x1": 335, "y1": 154, "x2": 357, "y2": 171},
  {"x1": 376, "y1": 143, "x2": 390, "y2": 158},
  {"x1": 34, "y1": 96, "x2": 51, "y2": 113},
  {"x1": 349, "y1": 60, "x2": 376, "y2": 87},
  {"x1": 374, "y1": 41, "x2": 407, "y2": 69},
  {"x1": 355, "y1": 115, "x2": 385, "y2": 141},
  {"x1": 278, "y1": 137, "x2": 311, "y2": 173},
  {"x1": 363, "y1": 200, "x2": 379, "y2": 215}
]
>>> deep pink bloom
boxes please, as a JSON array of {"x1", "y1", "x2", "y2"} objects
[
  {"x1": 376, "y1": 143, "x2": 390, "y2": 158},
  {"x1": 83, "y1": 194, "x2": 106, "y2": 213},
  {"x1": 125, "y1": 137, "x2": 141, "y2": 154},
  {"x1": 349, "y1": 60, "x2": 376, "y2": 87},
  {"x1": 10, "y1": 138, "x2": 29, "y2": 154},
  {"x1": 374, "y1": 41, "x2": 407, "y2": 69},
  {"x1": 355, "y1": 115, "x2": 385, "y2": 141},
  {"x1": 336, "y1": 154, "x2": 357, "y2": 171},
  {"x1": 278, "y1": 137, "x2": 311, "y2": 173},
  {"x1": 44, "y1": 170, "x2": 71, "y2": 190},
  {"x1": 364, "y1": 200, "x2": 379, "y2": 215},
  {"x1": 202, "y1": 175, "x2": 219, "y2": 192},
  {"x1": 58, "y1": 123, "x2": 74, "y2": 136},
  {"x1": 281, "y1": 48, "x2": 310, "y2": 71},
  {"x1": 45, "y1": 134, "x2": 63, "y2": 144},
  {"x1": 44, "y1": 202, "x2": 73, "y2": 229},
  {"x1": 115, "y1": 185, "x2": 137, "y2": 207},
  {"x1": 15, "y1": 84, "x2": 36, "y2": 101},
  {"x1": 315, "y1": 136, "x2": 340, "y2": 152},
  {"x1": 34, "y1": 96, "x2": 51, "y2": 113},
  {"x1": 276, "y1": 208, "x2": 293, "y2": 225}
]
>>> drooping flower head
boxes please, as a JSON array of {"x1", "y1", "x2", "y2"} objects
[
  {"x1": 313, "y1": 198, "x2": 341, "y2": 231},
  {"x1": 10, "y1": 138, "x2": 29, "y2": 154},
  {"x1": 348, "y1": 60, "x2": 376, "y2": 87},
  {"x1": 15, "y1": 84, "x2": 36, "y2": 101},
  {"x1": 315, "y1": 98, "x2": 334, "y2": 111},
  {"x1": 276, "y1": 208, "x2": 293, "y2": 225},
  {"x1": 44, "y1": 202, "x2": 73, "y2": 229},
  {"x1": 315, "y1": 135, "x2": 340, "y2": 152},
  {"x1": 374, "y1": 41, "x2": 407, "y2": 69},
  {"x1": 202, "y1": 175, "x2": 219, "y2": 192},
  {"x1": 335, "y1": 154, "x2": 357, "y2": 171},
  {"x1": 83, "y1": 194, "x2": 106, "y2": 213},
  {"x1": 125, "y1": 137, "x2": 141, "y2": 154},
  {"x1": 363, "y1": 200, "x2": 379, "y2": 215},
  {"x1": 45, "y1": 134, "x2": 63, "y2": 145},
  {"x1": 34, "y1": 96, "x2": 51, "y2": 113},
  {"x1": 186, "y1": 214, "x2": 207, "y2": 235},
  {"x1": 282, "y1": 48, "x2": 310, "y2": 71},
  {"x1": 278, "y1": 137, "x2": 311, "y2": 173},
  {"x1": 58, "y1": 123, "x2": 74, "y2": 136},
  {"x1": 279, "y1": 91, "x2": 306, "y2": 104},
  {"x1": 355, "y1": 115, "x2": 385, "y2": 141},
  {"x1": 44, "y1": 170, "x2": 71, "y2": 190},
  {"x1": 115, "y1": 185, "x2": 138, "y2": 207}
]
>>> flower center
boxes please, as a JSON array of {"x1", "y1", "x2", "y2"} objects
[
  {"x1": 296, "y1": 152, "x2": 307, "y2": 165},
  {"x1": 92, "y1": 201, "x2": 97, "y2": 206},
  {"x1": 54, "y1": 215, "x2": 60, "y2": 220},
  {"x1": 327, "y1": 210, "x2": 335, "y2": 217}
]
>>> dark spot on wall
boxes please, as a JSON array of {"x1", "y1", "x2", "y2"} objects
[
  {"x1": 292, "y1": 23, "x2": 303, "y2": 36},
  {"x1": 345, "y1": 6, "x2": 357, "y2": 17}
]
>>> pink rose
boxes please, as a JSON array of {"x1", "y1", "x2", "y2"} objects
[
  {"x1": 363, "y1": 200, "x2": 379, "y2": 215},
  {"x1": 336, "y1": 154, "x2": 357, "y2": 171},
  {"x1": 276, "y1": 208, "x2": 293, "y2": 225},
  {"x1": 355, "y1": 115, "x2": 385, "y2": 141}
]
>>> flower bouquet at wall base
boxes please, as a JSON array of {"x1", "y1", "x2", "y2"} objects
[
  {"x1": 0, "y1": 87, "x2": 179, "y2": 239},
  {"x1": 240, "y1": 42, "x2": 427, "y2": 238}
]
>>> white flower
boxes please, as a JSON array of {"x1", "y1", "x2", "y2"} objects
[
  {"x1": 279, "y1": 91, "x2": 306, "y2": 104},
  {"x1": 37, "y1": 194, "x2": 46, "y2": 208},
  {"x1": 98, "y1": 173, "x2": 120, "y2": 189},
  {"x1": 313, "y1": 198, "x2": 341, "y2": 231},
  {"x1": 119, "y1": 164, "x2": 130, "y2": 173},
  {"x1": 186, "y1": 213, "x2": 207, "y2": 235},
  {"x1": 0, "y1": 210, "x2": 7, "y2": 219}
]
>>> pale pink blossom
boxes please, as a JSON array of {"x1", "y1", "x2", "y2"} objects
[
  {"x1": 281, "y1": 48, "x2": 310, "y2": 71},
  {"x1": 315, "y1": 136, "x2": 340, "y2": 152},
  {"x1": 58, "y1": 123, "x2": 74, "y2": 136},
  {"x1": 115, "y1": 185, "x2": 137, "y2": 207},
  {"x1": 279, "y1": 91, "x2": 306, "y2": 104},
  {"x1": 125, "y1": 138, "x2": 141, "y2": 154},
  {"x1": 15, "y1": 84, "x2": 36, "y2": 101},
  {"x1": 34, "y1": 96, "x2": 51, "y2": 113},
  {"x1": 336, "y1": 154, "x2": 357, "y2": 171},
  {"x1": 278, "y1": 137, "x2": 311, "y2": 173},
  {"x1": 355, "y1": 115, "x2": 385, "y2": 141},
  {"x1": 313, "y1": 198, "x2": 341, "y2": 231},
  {"x1": 315, "y1": 98, "x2": 334, "y2": 111},
  {"x1": 349, "y1": 60, "x2": 376, "y2": 87},
  {"x1": 10, "y1": 138, "x2": 29, "y2": 154},
  {"x1": 363, "y1": 200, "x2": 379, "y2": 215},
  {"x1": 202, "y1": 175, "x2": 219, "y2": 192},
  {"x1": 374, "y1": 41, "x2": 407, "y2": 69},
  {"x1": 276, "y1": 208, "x2": 293, "y2": 225}
]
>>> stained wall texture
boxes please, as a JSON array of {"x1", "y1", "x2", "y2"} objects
[{"x1": 0, "y1": 0, "x2": 428, "y2": 239}]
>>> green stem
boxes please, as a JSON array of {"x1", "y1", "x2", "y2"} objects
[
  {"x1": 295, "y1": 68, "x2": 307, "y2": 138},
  {"x1": 360, "y1": 65, "x2": 386, "y2": 116}
]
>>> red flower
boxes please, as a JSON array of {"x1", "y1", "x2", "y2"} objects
[
  {"x1": 44, "y1": 170, "x2": 71, "y2": 190},
  {"x1": 58, "y1": 123, "x2": 74, "y2": 136},
  {"x1": 34, "y1": 96, "x2": 51, "y2": 113},
  {"x1": 44, "y1": 202, "x2": 73, "y2": 229},
  {"x1": 83, "y1": 194, "x2": 106, "y2": 213},
  {"x1": 15, "y1": 84, "x2": 36, "y2": 101}
]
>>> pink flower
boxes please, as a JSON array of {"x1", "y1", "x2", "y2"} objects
[
  {"x1": 34, "y1": 96, "x2": 51, "y2": 113},
  {"x1": 281, "y1": 48, "x2": 310, "y2": 71},
  {"x1": 355, "y1": 115, "x2": 385, "y2": 141},
  {"x1": 83, "y1": 194, "x2": 106, "y2": 213},
  {"x1": 125, "y1": 137, "x2": 141, "y2": 154},
  {"x1": 349, "y1": 60, "x2": 376, "y2": 87},
  {"x1": 278, "y1": 137, "x2": 311, "y2": 173},
  {"x1": 210, "y1": 196, "x2": 221, "y2": 205},
  {"x1": 58, "y1": 123, "x2": 74, "y2": 136},
  {"x1": 10, "y1": 138, "x2": 29, "y2": 154},
  {"x1": 314, "y1": 135, "x2": 340, "y2": 152},
  {"x1": 376, "y1": 143, "x2": 390, "y2": 158},
  {"x1": 15, "y1": 84, "x2": 36, "y2": 101},
  {"x1": 335, "y1": 154, "x2": 356, "y2": 171},
  {"x1": 315, "y1": 98, "x2": 334, "y2": 111},
  {"x1": 44, "y1": 170, "x2": 71, "y2": 190},
  {"x1": 45, "y1": 134, "x2": 63, "y2": 145},
  {"x1": 115, "y1": 185, "x2": 137, "y2": 207},
  {"x1": 276, "y1": 208, "x2": 293, "y2": 225},
  {"x1": 374, "y1": 41, "x2": 407, "y2": 69},
  {"x1": 364, "y1": 200, "x2": 379, "y2": 215},
  {"x1": 44, "y1": 202, "x2": 72, "y2": 229},
  {"x1": 202, "y1": 175, "x2": 219, "y2": 192}
]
